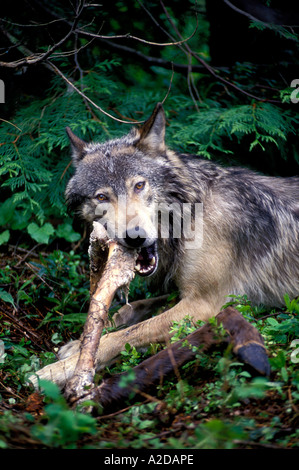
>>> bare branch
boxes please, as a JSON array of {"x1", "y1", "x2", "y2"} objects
[
  {"x1": 0, "y1": 2, "x2": 84, "y2": 68},
  {"x1": 100, "y1": 39, "x2": 206, "y2": 73},
  {"x1": 0, "y1": 1, "x2": 281, "y2": 106},
  {"x1": 46, "y1": 60, "x2": 144, "y2": 124},
  {"x1": 0, "y1": 17, "x2": 66, "y2": 28},
  {"x1": 161, "y1": 62, "x2": 174, "y2": 105},
  {"x1": 160, "y1": 0, "x2": 201, "y2": 108},
  {"x1": 160, "y1": 0, "x2": 280, "y2": 103},
  {"x1": 74, "y1": 17, "x2": 198, "y2": 47}
]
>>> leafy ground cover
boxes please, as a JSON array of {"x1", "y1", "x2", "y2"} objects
[{"x1": 0, "y1": 245, "x2": 298, "y2": 449}]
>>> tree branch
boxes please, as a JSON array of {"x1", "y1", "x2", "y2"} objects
[
  {"x1": 46, "y1": 60, "x2": 144, "y2": 124},
  {"x1": 100, "y1": 39, "x2": 206, "y2": 73},
  {"x1": 0, "y1": 3, "x2": 84, "y2": 69},
  {"x1": 0, "y1": 1, "x2": 282, "y2": 105},
  {"x1": 160, "y1": 0, "x2": 280, "y2": 103},
  {"x1": 74, "y1": 19, "x2": 198, "y2": 47}
]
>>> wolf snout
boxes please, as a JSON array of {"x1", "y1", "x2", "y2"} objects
[{"x1": 123, "y1": 226, "x2": 148, "y2": 248}]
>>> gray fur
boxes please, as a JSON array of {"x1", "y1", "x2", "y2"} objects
[{"x1": 66, "y1": 103, "x2": 299, "y2": 309}]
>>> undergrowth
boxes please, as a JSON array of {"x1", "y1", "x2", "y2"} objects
[{"x1": 0, "y1": 253, "x2": 298, "y2": 449}]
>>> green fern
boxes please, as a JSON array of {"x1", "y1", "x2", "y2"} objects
[
  {"x1": 172, "y1": 102, "x2": 298, "y2": 157},
  {"x1": 0, "y1": 69, "x2": 119, "y2": 224},
  {"x1": 0, "y1": 57, "x2": 298, "y2": 245}
]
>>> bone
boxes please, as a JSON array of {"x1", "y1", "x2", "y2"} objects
[
  {"x1": 29, "y1": 222, "x2": 138, "y2": 404},
  {"x1": 64, "y1": 233, "x2": 138, "y2": 403}
]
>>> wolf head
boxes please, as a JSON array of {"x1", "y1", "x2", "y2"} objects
[{"x1": 65, "y1": 103, "x2": 174, "y2": 277}]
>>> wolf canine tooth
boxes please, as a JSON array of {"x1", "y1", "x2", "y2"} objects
[{"x1": 149, "y1": 256, "x2": 156, "y2": 266}]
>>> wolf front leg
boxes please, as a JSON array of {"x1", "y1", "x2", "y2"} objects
[
  {"x1": 92, "y1": 301, "x2": 270, "y2": 376},
  {"x1": 110, "y1": 294, "x2": 170, "y2": 328},
  {"x1": 30, "y1": 299, "x2": 269, "y2": 392},
  {"x1": 56, "y1": 294, "x2": 171, "y2": 362},
  {"x1": 29, "y1": 296, "x2": 213, "y2": 389},
  {"x1": 92, "y1": 296, "x2": 222, "y2": 368}
]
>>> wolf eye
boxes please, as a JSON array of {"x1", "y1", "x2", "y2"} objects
[
  {"x1": 134, "y1": 181, "x2": 145, "y2": 192},
  {"x1": 96, "y1": 194, "x2": 108, "y2": 202}
]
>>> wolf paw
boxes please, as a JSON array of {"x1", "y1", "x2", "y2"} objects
[{"x1": 58, "y1": 340, "x2": 81, "y2": 360}]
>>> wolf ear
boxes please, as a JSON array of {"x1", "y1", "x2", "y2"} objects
[
  {"x1": 66, "y1": 127, "x2": 87, "y2": 165},
  {"x1": 137, "y1": 103, "x2": 166, "y2": 152}
]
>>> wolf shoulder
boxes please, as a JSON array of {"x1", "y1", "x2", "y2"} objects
[{"x1": 182, "y1": 154, "x2": 299, "y2": 216}]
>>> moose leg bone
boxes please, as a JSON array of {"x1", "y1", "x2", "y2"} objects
[
  {"x1": 28, "y1": 222, "x2": 137, "y2": 403},
  {"x1": 64, "y1": 239, "x2": 137, "y2": 403}
]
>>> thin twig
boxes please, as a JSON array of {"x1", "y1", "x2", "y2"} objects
[
  {"x1": 160, "y1": 0, "x2": 201, "y2": 109},
  {"x1": 15, "y1": 243, "x2": 41, "y2": 267},
  {"x1": 100, "y1": 39, "x2": 206, "y2": 73},
  {"x1": 0, "y1": 3, "x2": 84, "y2": 68},
  {"x1": 161, "y1": 62, "x2": 174, "y2": 105},
  {"x1": 74, "y1": 20, "x2": 198, "y2": 47},
  {"x1": 47, "y1": 60, "x2": 144, "y2": 124},
  {"x1": 160, "y1": 0, "x2": 281, "y2": 104}
]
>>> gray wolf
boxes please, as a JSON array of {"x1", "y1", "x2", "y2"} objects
[{"x1": 33, "y1": 103, "x2": 299, "y2": 388}]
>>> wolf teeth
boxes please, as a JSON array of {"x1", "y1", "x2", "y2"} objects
[
  {"x1": 135, "y1": 263, "x2": 141, "y2": 271},
  {"x1": 149, "y1": 256, "x2": 156, "y2": 266}
]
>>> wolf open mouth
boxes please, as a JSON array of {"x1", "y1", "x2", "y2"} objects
[{"x1": 135, "y1": 241, "x2": 158, "y2": 277}]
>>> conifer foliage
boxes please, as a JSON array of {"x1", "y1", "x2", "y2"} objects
[{"x1": 0, "y1": 1, "x2": 298, "y2": 245}]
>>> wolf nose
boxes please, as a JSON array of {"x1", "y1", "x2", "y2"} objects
[{"x1": 125, "y1": 227, "x2": 147, "y2": 248}]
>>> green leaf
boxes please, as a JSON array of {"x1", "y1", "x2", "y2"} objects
[
  {"x1": 0, "y1": 230, "x2": 10, "y2": 246},
  {"x1": 0, "y1": 198, "x2": 16, "y2": 225},
  {"x1": 60, "y1": 313, "x2": 87, "y2": 324},
  {"x1": 27, "y1": 222, "x2": 55, "y2": 244},
  {"x1": 55, "y1": 223, "x2": 81, "y2": 242},
  {"x1": 0, "y1": 288, "x2": 15, "y2": 307},
  {"x1": 280, "y1": 367, "x2": 288, "y2": 382},
  {"x1": 266, "y1": 317, "x2": 279, "y2": 326},
  {"x1": 11, "y1": 211, "x2": 30, "y2": 231},
  {"x1": 39, "y1": 379, "x2": 64, "y2": 402}
]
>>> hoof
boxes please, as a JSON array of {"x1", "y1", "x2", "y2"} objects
[{"x1": 237, "y1": 343, "x2": 271, "y2": 377}]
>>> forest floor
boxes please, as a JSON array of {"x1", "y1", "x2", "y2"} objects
[{"x1": 0, "y1": 245, "x2": 298, "y2": 450}]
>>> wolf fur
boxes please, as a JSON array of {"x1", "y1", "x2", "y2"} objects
[{"x1": 33, "y1": 103, "x2": 299, "y2": 388}]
